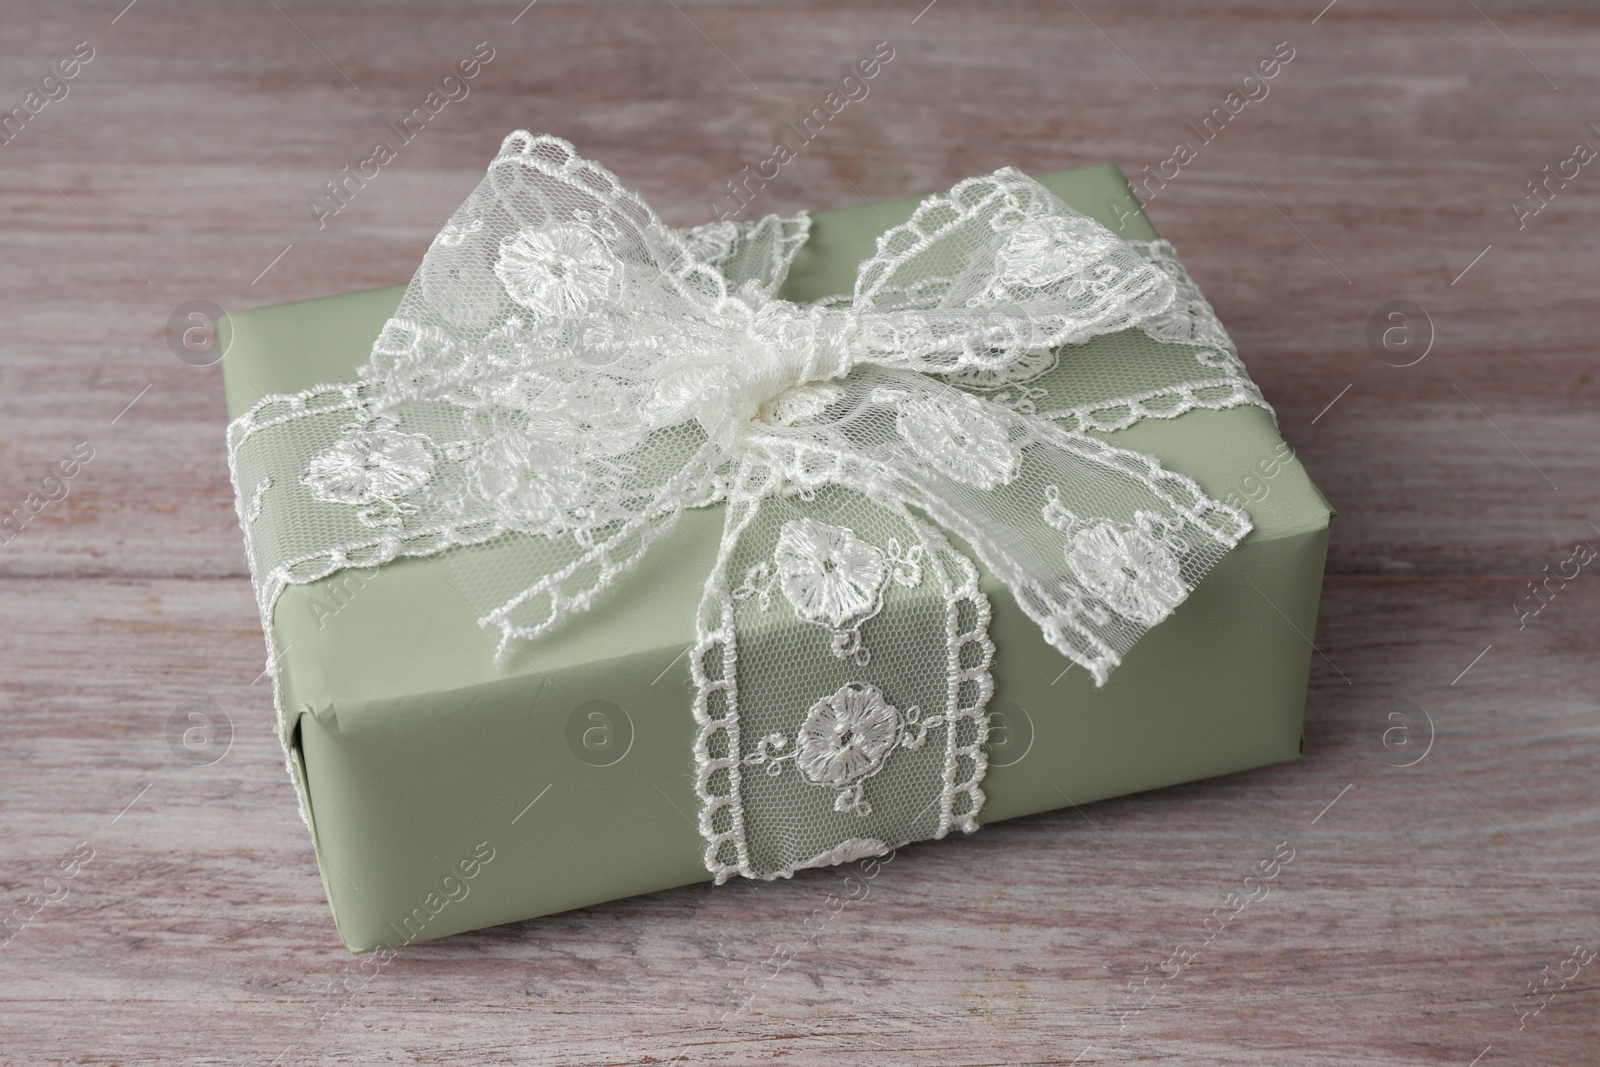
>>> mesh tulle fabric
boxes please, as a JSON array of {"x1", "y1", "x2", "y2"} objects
[{"x1": 228, "y1": 133, "x2": 1267, "y2": 880}]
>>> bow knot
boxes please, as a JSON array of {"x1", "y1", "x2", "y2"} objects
[
  {"x1": 740, "y1": 303, "x2": 855, "y2": 419},
  {"x1": 649, "y1": 301, "x2": 858, "y2": 449}
]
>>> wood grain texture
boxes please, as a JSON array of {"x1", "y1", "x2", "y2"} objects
[{"x1": 1, "y1": 1, "x2": 1596, "y2": 1063}]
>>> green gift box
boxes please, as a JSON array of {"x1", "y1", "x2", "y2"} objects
[{"x1": 222, "y1": 161, "x2": 1331, "y2": 953}]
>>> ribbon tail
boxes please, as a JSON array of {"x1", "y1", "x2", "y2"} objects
[
  {"x1": 966, "y1": 416, "x2": 1252, "y2": 685},
  {"x1": 753, "y1": 366, "x2": 1252, "y2": 686},
  {"x1": 689, "y1": 454, "x2": 996, "y2": 882},
  {"x1": 475, "y1": 449, "x2": 718, "y2": 666}
]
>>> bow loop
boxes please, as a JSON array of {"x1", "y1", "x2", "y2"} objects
[
  {"x1": 325, "y1": 134, "x2": 1250, "y2": 680},
  {"x1": 844, "y1": 167, "x2": 1178, "y2": 377}
]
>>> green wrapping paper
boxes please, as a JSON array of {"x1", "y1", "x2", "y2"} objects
[{"x1": 222, "y1": 163, "x2": 1331, "y2": 953}]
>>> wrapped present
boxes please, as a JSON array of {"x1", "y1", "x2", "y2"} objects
[{"x1": 223, "y1": 135, "x2": 1331, "y2": 952}]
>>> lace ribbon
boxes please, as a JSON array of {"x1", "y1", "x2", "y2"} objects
[{"x1": 228, "y1": 134, "x2": 1271, "y2": 882}]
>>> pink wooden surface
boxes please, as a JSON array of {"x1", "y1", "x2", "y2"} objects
[{"x1": 1, "y1": 1, "x2": 1596, "y2": 1063}]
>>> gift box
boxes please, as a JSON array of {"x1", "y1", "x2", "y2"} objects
[{"x1": 223, "y1": 151, "x2": 1331, "y2": 953}]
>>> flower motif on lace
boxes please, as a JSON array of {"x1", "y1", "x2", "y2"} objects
[
  {"x1": 1064, "y1": 522, "x2": 1188, "y2": 626},
  {"x1": 739, "y1": 682, "x2": 943, "y2": 818},
  {"x1": 774, "y1": 518, "x2": 887, "y2": 630},
  {"x1": 465, "y1": 425, "x2": 590, "y2": 537},
  {"x1": 494, "y1": 224, "x2": 618, "y2": 317},
  {"x1": 737, "y1": 522, "x2": 923, "y2": 663},
  {"x1": 796, "y1": 683, "x2": 902, "y2": 788},
  {"x1": 893, "y1": 393, "x2": 1021, "y2": 489},
  {"x1": 991, "y1": 213, "x2": 1119, "y2": 293},
  {"x1": 302, "y1": 426, "x2": 435, "y2": 527}
]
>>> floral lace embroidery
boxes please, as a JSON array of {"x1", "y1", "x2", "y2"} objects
[
  {"x1": 733, "y1": 517, "x2": 924, "y2": 663},
  {"x1": 1042, "y1": 485, "x2": 1189, "y2": 626},
  {"x1": 302, "y1": 422, "x2": 436, "y2": 528},
  {"x1": 741, "y1": 683, "x2": 939, "y2": 817},
  {"x1": 463, "y1": 423, "x2": 602, "y2": 539},
  {"x1": 494, "y1": 223, "x2": 619, "y2": 316},
  {"x1": 1064, "y1": 524, "x2": 1186, "y2": 625},
  {"x1": 851, "y1": 167, "x2": 1177, "y2": 369},
  {"x1": 872, "y1": 387, "x2": 1021, "y2": 489},
  {"x1": 680, "y1": 213, "x2": 811, "y2": 296},
  {"x1": 775, "y1": 519, "x2": 885, "y2": 628},
  {"x1": 680, "y1": 220, "x2": 741, "y2": 265},
  {"x1": 988, "y1": 213, "x2": 1130, "y2": 295},
  {"x1": 796, "y1": 683, "x2": 903, "y2": 788},
  {"x1": 936, "y1": 237, "x2": 1274, "y2": 432},
  {"x1": 694, "y1": 478, "x2": 995, "y2": 883}
]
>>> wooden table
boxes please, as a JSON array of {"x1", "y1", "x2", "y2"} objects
[{"x1": 3, "y1": 1, "x2": 1595, "y2": 1063}]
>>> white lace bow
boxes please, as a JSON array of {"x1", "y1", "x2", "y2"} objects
[{"x1": 229, "y1": 134, "x2": 1264, "y2": 882}]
